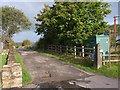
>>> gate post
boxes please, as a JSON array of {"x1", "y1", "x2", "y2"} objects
[
  {"x1": 94, "y1": 44, "x2": 102, "y2": 69},
  {"x1": 74, "y1": 46, "x2": 76, "y2": 58},
  {"x1": 82, "y1": 46, "x2": 84, "y2": 57}
]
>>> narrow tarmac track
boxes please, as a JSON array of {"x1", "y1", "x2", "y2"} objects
[{"x1": 17, "y1": 49, "x2": 119, "y2": 89}]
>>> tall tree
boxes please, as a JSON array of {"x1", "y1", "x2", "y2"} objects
[
  {"x1": 35, "y1": 2, "x2": 111, "y2": 47},
  {"x1": 2, "y1": 6, "x2": 32, "y2": 42},
  {"x1": 22, "y1": 39, "x2": 31, "y2": 46}
]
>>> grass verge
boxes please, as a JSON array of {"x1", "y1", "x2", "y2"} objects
[
  {"x1": 0, "y1": 54, "x2": 8, "y2": 88},
  {"x1": 2, "y1": 54, "x2": 8, "y2": 66},
  {"x1": 14, "y1": 50, "x2": 32, "y2": 86},
  {"x1": 36, "y1": 49, "x2": 120, "y2": 78}
]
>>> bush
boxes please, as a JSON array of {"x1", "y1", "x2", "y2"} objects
[
  {"x1": 16, "y1": 43, "x2": 22, "y2": 48},
  {"x1": 22, "y1": 40, "x2": 31, "y2": 46}
]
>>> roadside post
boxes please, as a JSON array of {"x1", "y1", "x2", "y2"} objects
[
  {"x1": 74, "y1": 46, "x2": 76, "y2": 58},
  {"x1": 94, "y1": 44, "x2": 102, "y2": 69}
]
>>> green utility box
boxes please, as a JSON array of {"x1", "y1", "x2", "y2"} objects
[{"x1": 89, "y1": 35, "x2": 109, "y2": 59}]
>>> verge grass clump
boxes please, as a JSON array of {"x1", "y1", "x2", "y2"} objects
[
  {"x1": 14, "y1": 50, "x2": 32, "y2": 86},
  {"x1": 2, "y1": 54, "x2": 8, "y2": 66},
  {"x1": 0, "y1": 54, "x2": 8, "y2": 88}
]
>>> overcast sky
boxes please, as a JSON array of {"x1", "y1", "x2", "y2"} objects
[{"x1": 2, "y1": 1, "x2": 119, "y2": 43}]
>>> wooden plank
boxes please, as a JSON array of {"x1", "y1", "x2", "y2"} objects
[
  {"x1": 102, "y1": 60, "x2": 120, "y2": 65},
  {"x1": 103, "y1": 60, "x2": 120, "y2": 62},
  {"x1": 74, "y1": 46, "x2": 76, "y2": 58},
  {"x1": 84, "y1": 48, "x2": 94, "y2": 50},
  {"x1": 102, "y1": 54, "x2": 120, "y2": 56},
  {"x1": 82, "y1": 46, "x2": 84, "y2": 57},
  {"x1": 76, "y1": 47, "x2": 94, "y2": 50},
  {"x1": 94, "y1": 44, "x2": 102, "y2": 69},
  {"x1": 75, "y1": 51, "x2": 93, "y2": 55},
  {"x1": 103, "y1": 60, "x2": 120, "y2": 63}
]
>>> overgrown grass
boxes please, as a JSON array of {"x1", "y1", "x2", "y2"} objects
[
  {"x1": 2, "y1": 54, "x2": 8, "y2": 66},
  {"x1": 111, "y1": 46, "x2": 120, "y2": 60},
  {"x1": 0, "y1": 55, "x2": 8, "y2": 88},
  {"x1": 36, "y1": 49, "x2": 120, "y2": 78},
  {"x1": 14, "y1": 50, "x2": 32, "y2": 86}
]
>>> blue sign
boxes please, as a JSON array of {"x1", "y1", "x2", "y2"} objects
[{"x1": 91, "y1": 54, "x2": 94, "y2": 59}]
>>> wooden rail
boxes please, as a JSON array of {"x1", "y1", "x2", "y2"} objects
[
  {"x1": 48, "y1": 45, "x2": 95, "y2": 58},
  {"x1": 48, "y1": 44, "x2": 103, "y2": 69},
  {"x1": 102, "y1": 54, "x2": 120, "y2": 56},
  {"x1": 103, "y1": 60, "x2": 120, "y2": 65},
  {"x1": 102, "y1": 54, "x2": 120, "y2": 65}
]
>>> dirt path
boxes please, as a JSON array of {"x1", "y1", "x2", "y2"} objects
[{"x1": 17, "y1": 49, "x2": 119, "y2": 89}]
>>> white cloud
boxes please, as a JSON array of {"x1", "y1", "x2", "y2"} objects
[
  {"x1": 102, "y1": 0, "x2": 120, "y2": 2},
  {"x1": 2, "y1": 0, "x2": 54, "y2": 2}
]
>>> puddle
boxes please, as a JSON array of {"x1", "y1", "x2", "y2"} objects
[{"x1": 38, "y1": 81, "x2": 91, "y2": 89}]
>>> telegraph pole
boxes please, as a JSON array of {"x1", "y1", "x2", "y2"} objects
[
  {"x1": 109, "y1": 30, "x2": 111, "y2": 68},
  {"x1": 114, "y1": 16, "x2": 116, "y2": 53}
]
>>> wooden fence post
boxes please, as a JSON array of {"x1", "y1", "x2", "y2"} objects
[
  {"x1": 60, "y1": 45, "x2": 62, "y2": 54},
  {"x1": 93, "y1": 46, "x2": 95, "y2": 58},
  {"x1": 66, "y1": 46, "x2": 68, "y2": 56},
  {"x1": 74, "y1": 46, "x2": 76, "y2": 58},
  {"x1": 55, "y1": 45, "x2": 56, "y2": 52},
  {"x1": 94, "y1": 44, "x2": 102, "y2": 69},
  {"x1": 82, "y1": 46, "x2": 84, "y2": 57}
]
